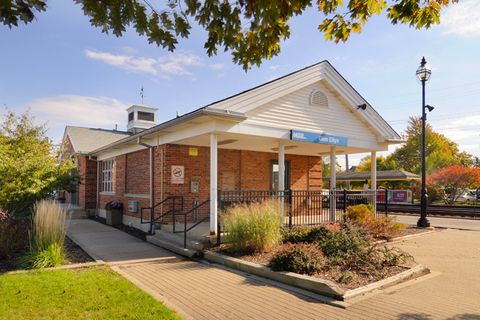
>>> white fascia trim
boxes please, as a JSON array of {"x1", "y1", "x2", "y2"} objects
[
  {"x1": 207, "y1": 65, "x2": 324, "y2": 114},
  {"x1": 96, "y1": 121, "x2": 218, "y2": 160},
  {"x1": 328, "y1": 67, "x2": 401, "y2": 140},
  {"x1": 157, "y1": 121, "x2": 217, "y2": 145},
  {"x1": 64, "y1": 128, "x2": 79, "y2": 154},
  {"x1": 222, "y1": 122, "x2": 386, "y2": 150},
  {"x1": 322, "y1": 68, "x2": 400, "y2": 141}
]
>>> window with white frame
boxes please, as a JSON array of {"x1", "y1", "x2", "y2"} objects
[{"x1": 102, "y1": 159, "x2": 115, "y2": 192}]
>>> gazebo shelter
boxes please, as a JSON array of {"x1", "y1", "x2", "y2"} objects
[{"x1": 326, "y1": 170, "x2": 420, "y2": 182}]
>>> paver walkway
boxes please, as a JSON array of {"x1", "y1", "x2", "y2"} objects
[{"x1": 68, "y1": 218, "x2": 480, "y2": 320}]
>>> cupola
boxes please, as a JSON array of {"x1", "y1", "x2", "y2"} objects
[{"x1": 126, "y1": 104, "x2": 158, "y2": 134}]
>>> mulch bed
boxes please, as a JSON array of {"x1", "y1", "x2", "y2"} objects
[
  {"x1": 395, "y1": 226, "x2": 435, "y2": 238},
  {"x1": 211, "y1": 224, "x2": 427, "y2": 290},
  {"x1": 211, "y1": 244, "x2": 414, "y2": 290},
  {"x1": 64, "y1": 237, "x2": 94, "y2": 264},
  {"x1": 89, "y1": 216, "x2": 148, "y2": 241},
  {"x1": 0, "y1": 237, "x2": 94, "y2": 273}
]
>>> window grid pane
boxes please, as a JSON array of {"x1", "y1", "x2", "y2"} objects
[{"x1": 102, "y1": 159, "x2": 115, "y2": 192}]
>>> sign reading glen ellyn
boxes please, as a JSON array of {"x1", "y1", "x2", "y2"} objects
[{"x1": 290, "y1": 130, "x2": 348, "y2": 146}]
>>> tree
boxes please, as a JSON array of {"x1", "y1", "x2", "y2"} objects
[
  {"x1": 391, "y1": 117, "x2": 473, "y2": 174},
  {"x1": 1, "y1": 0, "x2": 458, "y2": 70},
  {"x1": 428, "y1": 165, "x2": 480, "y2": 204},
  {"x1": 0, "y1": 110, "x2": 77, "y2": 215},
  {"x1": 356, "y1": 155, "x2": 399, "y2": 173}
]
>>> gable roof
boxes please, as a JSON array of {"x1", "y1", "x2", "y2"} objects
[
  {"x1": 203, "y1": 60, "x2": 401, "y2": 142},
  {"x1": 64, "y1": 126, "x2": 131, "y2": 154},
  {"x1": 325, "y1": 170, "x2": 420, "y2": 181},
  {"x1": 89, "y1": 60, "x2": 401, "y2": 155}
]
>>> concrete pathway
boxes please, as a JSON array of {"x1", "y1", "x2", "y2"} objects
[
  {"x1": 68, "y1": 218, "x2": 480, "y2": 320},
  {"x1": 393, "y1": 214, "x2": 480, "y2": 231},
  {"x1": 68, "y1": 219, "x2": 179, "y2": 263}
]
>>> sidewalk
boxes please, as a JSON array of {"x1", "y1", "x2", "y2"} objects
[
  {"x1": 68, "y1": 218, "x2": 480, "y2": 319},
  {"x1": 393, "y1": 214, "x2": 480, "y2": 231}
]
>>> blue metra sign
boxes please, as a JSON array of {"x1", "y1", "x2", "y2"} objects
[{"x1": 290, "y1": 130, "x2": 348, "y2": 146}]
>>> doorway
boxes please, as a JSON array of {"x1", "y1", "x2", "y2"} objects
[{"x1": 270, "y1": 160, "x2": 291, "y2": 191}]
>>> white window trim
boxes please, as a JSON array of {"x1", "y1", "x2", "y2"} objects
[{"x1": 102, "y1": 159, "x2": 115, "y2": 193}]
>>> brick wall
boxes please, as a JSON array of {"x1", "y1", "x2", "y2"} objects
[
  {"x1": 125, "y1": 149, "x2": 150, "y2": 195},
  {"x1": 78, "y1": 155, "x2": 97, "y2": 209},
  {"x1": 96, "y1": 143, "x2": 322, "y2": 224}
]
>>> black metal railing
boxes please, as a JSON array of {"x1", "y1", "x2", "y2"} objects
[
  {"x1": 173, "y1": 199, "x2": 210, "y2": 248},
  {"x1": 140, "y1": 195, "x2": 184, "y2": 234},
  {"x1": 218, "y1": 189, "x2": 388, "y2": 230}
]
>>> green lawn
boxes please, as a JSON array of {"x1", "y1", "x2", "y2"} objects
[{"x1": 0, "y1": 266, "x2": 181, "y2": 320}]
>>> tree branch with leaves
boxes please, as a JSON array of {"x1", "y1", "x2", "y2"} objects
[{"x1": 1, "y1": 0, "x2": 458, "y2": 70}]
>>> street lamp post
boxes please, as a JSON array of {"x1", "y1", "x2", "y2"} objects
[{"x1": 416, "y1": 57, "x2": 432, "y2": 228}]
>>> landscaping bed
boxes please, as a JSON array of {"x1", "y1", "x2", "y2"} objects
[
  {"x1": 0, "y1": 236, "x2": 93, "y2": 273},
  {"x1": 211, "y1": 242, "x2": 415, "y2": 290},
  {"x1": 210, "y1": 202, "x2": 430, "y2": 298}
]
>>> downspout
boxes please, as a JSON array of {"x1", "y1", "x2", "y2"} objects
[{"x1": 158, "y1": 136, "x2": 164, "y2": 218}]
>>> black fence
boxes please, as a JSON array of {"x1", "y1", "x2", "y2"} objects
[{"x1": 219, "y1": 189, "x2": 388, "y2": 228}]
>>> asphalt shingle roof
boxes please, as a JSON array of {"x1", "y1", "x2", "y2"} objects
[
  {"x1": 324, "y1": 170, "x2": 420, "y2": 181},
  {"x1": 65, "y1": 126, "x2": 131, "y2": 154}
]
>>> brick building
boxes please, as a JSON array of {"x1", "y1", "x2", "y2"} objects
[{"x1": 62, "y1": 61, "x2": 401, "y2": 234}]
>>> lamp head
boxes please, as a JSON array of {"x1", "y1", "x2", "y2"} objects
[
  {"x1": 416, "y1": 56, "x2": 432, "y2": 82},
  {"x1": 425, "y1": 105, "x2": 434, "y2": 112},
  {"x1": 357, "y1": 103, "x2": 367, "y2": 110}
]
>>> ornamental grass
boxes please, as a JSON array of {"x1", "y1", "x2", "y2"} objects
[{"x1": 222, "y1": 200, "x2": 283, "y2": 253}]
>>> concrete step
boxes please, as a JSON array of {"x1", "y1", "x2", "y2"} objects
[
  {"x1": 146, "y1": 234, "x2": 200, "y2": 258},
  {"x1": 67, "y1": 208, "x2": 87, "y2": 219}
]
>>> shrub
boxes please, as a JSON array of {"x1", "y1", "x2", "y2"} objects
[
  {"x1": 318, "y1": 223, "x2": 371, "y2": 265},
  {"x1": 281, "y1": 226, "x2": 309, "y2": 243},
  {"x1": 363, "y1": 217, "x2": 406, "y2": 240},
  {"x1": 305, "y1": 226, "x2": 331, "y2": 243},
  {"x1": 281, "y1": 225, "x2": 333, "y2": 244},
  {"x1": 26, "y1": 200, "x2": 69, "y2": 268},
  {"x1": 344, "y1": 204, "x2": 374, "y2": 223},
  {"x1": 222, "y1": 200, "x2": 282, "y2": 253},
  {"x1": 344, "y1": 244, "x2": 414, "y2": 280},
  {"x1": 345, "y1": 204, "x2": 406, "y2": 240},
  {"x1": 270, "y1": 243, "x2": 324, "y2": 275},
  {"x1": 0, "y1": 210, "x2": 29, "y2": 259}
]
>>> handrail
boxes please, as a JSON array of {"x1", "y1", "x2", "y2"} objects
[
  {"x1": 172, "y1": 199, "x2": 210, "y2": 249},
  {"x1": 140, "y1": 196, "x2": 184, "y2": 234}
]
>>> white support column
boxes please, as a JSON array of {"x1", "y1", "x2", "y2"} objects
[
  {"x1": 278, "y1": 142, "x2": 285, "y2": 192},
  {"x1": 330, "y1": 146, "x2": 337, "y2": 190},
  {"x1": 329, "y1": 146, "x2": 336, "y2": 221},
  {"x1": 210, "y1": 133, "x2": 218, "y2": 234},
  {"x1": 278, "y1": 142, "x2": 285, "y2": 218},
  {"x1": 371, "y1": 151, "x2": 377, "y2": 213}
]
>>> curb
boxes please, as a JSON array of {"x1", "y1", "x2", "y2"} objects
[
  {"x1": 4, "y1": 261, "x2": 106, "y2": 275},
  {"x1": 203, "y1": 250, "x2": 430, "y2": 301},
  {"x1": 342, "y1": 264, "x2": 430, "y2": 300},
  {"x1": 204, "y1": 251, "x2": 345, "y2": 299}
]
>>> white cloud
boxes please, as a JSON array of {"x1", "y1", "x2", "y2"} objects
[
  {"x1": 441, "y1": 0, "x2": 480, "y2": 37},
  {"x1": 210, "y1": 63, "x2": 224, "y2": 71},
  {"x1": 23, "y1": 95, "x2": 128, "y2": 142},
  {"x1": 84, "y1": 49, "x2": 203, "y2": 78}
]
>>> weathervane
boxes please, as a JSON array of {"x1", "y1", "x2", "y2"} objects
[{"x1": 140, "y1": 86, "x2": 144, "y2": 104}]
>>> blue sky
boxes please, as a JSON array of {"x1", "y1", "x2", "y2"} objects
[{"x1": 1, "y1": 0, "x2": 480, "y2": 167}]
